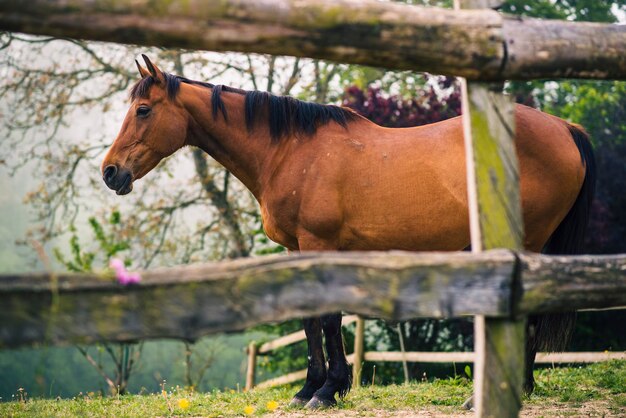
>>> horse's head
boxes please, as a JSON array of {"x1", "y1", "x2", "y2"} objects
[{"x1": 102, "y1": 55, "x2": 188, "y2": 195}]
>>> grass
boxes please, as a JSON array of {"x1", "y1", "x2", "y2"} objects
[
  {"x1": 529, "y1": 360, "x2": 626, "y2": 410},
  {"x1": 1, "y1": 361, "x2": 624, "y2": 417}
]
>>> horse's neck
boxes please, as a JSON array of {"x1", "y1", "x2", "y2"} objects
[{"x1": 184, "y1": 86, "x2": 274, "y2": 198}]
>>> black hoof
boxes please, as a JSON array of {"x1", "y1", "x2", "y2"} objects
[
  {"x1": 462, "y1": 395, "x2": 474, "y2": 411},
  {"x1": 289, "y1": 396, "x2": 309, "y2": 408},
  {"x1": 305, "y1": 395, "x2": 336, "y2": 409}
]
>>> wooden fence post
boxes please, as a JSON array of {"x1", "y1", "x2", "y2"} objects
[
  {"x1": 245, "y1": 341, "x2": 258, "y2": 391},
  {"x1": 352, "y1": 316, "x2": 365, "y2": 387},
  {"x1": 456, "y1": 1, "x2": 526, "y2": 417},
  {"x1": 461, "y1": 77, "x2": 526, "y2": 417}
]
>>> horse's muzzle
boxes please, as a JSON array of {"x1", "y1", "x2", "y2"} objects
[{"x1": 103, "y1": 165, "x2": 133, "y2": 195}]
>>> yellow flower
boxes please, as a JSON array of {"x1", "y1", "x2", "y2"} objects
[
  {"x1": 266, "y1": 400, "x2": 279, "y2": 411},
  {"x1": 178, "y1": 398, "x2": 190, "y2": 410},
  {"x1": 244, "y1": 405, "x2": 255, "y2": 415},
  {"x1": 161, "y1": 390, "x2": 167, "y2": 398}
]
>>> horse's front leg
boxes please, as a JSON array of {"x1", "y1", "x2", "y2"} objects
[
  {"x1": 290, "y1": 317, "x2": 327, "y2": 406},
  {"x1": 306, "y1": 313, "x2": 351, "y2": 408}
]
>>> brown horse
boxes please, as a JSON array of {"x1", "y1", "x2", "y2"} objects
[{"x1": 102, "y1": 55, "x2": 595, "y2": 408}]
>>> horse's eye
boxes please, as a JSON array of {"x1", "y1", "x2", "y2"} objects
[{"x1": 136, "y1": 106, "x2": 151, "y2": 118}]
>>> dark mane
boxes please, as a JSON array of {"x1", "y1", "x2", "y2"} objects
[
  {"x1": 244, "y1": 91, "x2": 356, "y2": 142},
  {"x1": 130, "y1": 72, "x2": 357, "y2": 142}
]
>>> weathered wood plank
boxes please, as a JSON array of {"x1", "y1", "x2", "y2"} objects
[
  {"x1": 245, "y1": 341, "x2": 258, "y2": 391},
  {"x1": 0, "y1": 0, "x2": 624, "y2": 80},
  {"x1": 461, "y1": 81, "x2": 524, "y2": 417},
  {"x1": 460, "y1": 81, "x2": 523, "y2": 252},
  {"x1": 460, "y1": 77, "x2": 525, "y2": 417},
  {"x1": 0, "y1": 251, "x2": 517, "y2": 348},
  {"x1": 503, "y1": 18, "x2": 626, "y2": 80},
  {"x1": 352, "y1": 316, "x2": 365, "y2": 387},
  {"x1": 254, "y1": 350, "x2": 623, "y2": 389},
  {"x1": 518, "y1": 253, "x2": 626, "y2": 315},
  {"x1": 259, "y1": 330, "x2": 306, "y2": 354},
  {"x1": 535, "y1": 351, "x2": 626, "y2": 363},
  {"x1": 255, "y1": 367, "x2": 308, "y2": 389},
  {"x1": 473, "y1": 316, "x2": 525, "y2": 418},
  {"x1": 2, "y1": 251, "x2": 626, "y2": 349},
  {"x1": 361, "y1": 350, "x2": 625, "y2": 364},
  {"x1": 458, "y1": 0, "x2": 525, "y2": 413},
  {"x1": 364, "y1": 351, "x2": 475, "y2": 363}
]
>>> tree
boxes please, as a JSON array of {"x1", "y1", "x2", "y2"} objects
[
  {"x1": 1, "y1": 31, "x2": 430, "y2": 396},
  {"x1": 53, "y1": 212, "x2": 143, "y2": 396},
  {"x1": 0, "y1": 34, "x2": 387, "y2": 268},
  {"x1": 182, "y1": 339, "x2": 224, "y2": 390},
  {"x1": 0, "y1": 36, "x2": 269, "y2": 266},
  {"x1": 342, "y1": 77, "x2": 461, "y2": 127}
]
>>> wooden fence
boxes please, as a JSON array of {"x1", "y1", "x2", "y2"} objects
[
  {"x1": 0, "y1": 0, "x2": 625, "y2": 81},
  {"x1": 3, "y1": 250, "x2": 626, "y2": 347},
  {"x1": 2, "y1": 251, "x2": 626, "y2": 409},
  {"x1": 245, "y1": 315, "x2": 626, "y2": 390},
  {"x1": 1, "y1": 1, "x2": 625, "y2": 417}
]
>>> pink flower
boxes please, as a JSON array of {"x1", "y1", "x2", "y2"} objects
[
  {"x1": 110, "y1": 258, "x2": 124, "y2": 270},
  {"x1": 110, "y1": 258, "x2": 141, "y2": 285}
]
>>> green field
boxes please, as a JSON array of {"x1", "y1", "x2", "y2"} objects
[{"x1": 1, "y1": 361, "x2": 624, "y2": 417}]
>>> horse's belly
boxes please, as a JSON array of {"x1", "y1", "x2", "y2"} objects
[{"x1": 339, "y1": 204, "x2": 470, "y2": 251}]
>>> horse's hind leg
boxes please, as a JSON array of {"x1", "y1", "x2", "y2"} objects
[
  {"x1": 306, "y1": 313, "x2": 351, "y2": 409},
  {"x1": 524, "y1": 312, "x2": 577, "y2": 395},
  {"x1": 524, "y1": 315, "x2": 540, "y2": 395},
  {"x1": 290, "y1": 317, "x2": 327, "y2": 406}
]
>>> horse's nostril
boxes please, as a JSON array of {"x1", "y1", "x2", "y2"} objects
[{"x1": 103, "y1": 165, "x2": 118, "y2": 183}]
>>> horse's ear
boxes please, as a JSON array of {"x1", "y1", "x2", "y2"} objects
[
  {"x1": 142, "y1": 54, "x2": 165, "y2": 84},
  {"x1": 135, "y1": 59, "x2": 151, "y2": 79}
]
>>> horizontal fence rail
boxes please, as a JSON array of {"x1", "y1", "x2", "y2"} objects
[
  {"x1": 257, "y1": 315, "x2": 360, "y2": 355},
  {"x1": 0, "y1": 0, "x2": 624, "y2": 80},
  {"x1": 247, "y1": 314, "x2": 626, "y2": 389},
  {"x1": 1, "y1": 250, "x2": 625, "y2": 348},
  {"x1": 255, "y1": 351, "x2": 626, "y2": 389}
]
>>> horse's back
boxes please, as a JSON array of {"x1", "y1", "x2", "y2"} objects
[{"x1": 263, "y1": 104, "x2": 587, "y2": 253}]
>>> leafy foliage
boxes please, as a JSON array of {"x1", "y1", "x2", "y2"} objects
[
  {"x1": 52, "y1": 210, "x2": 140, "y2": 396},
  {"x1": 502, "y1": 0, "x2": 621, "y2": 22},
  {"x1": 542, "y1": 81, "x2": 626, "y2": 254},
  {"x1": 342, "y1": 77, "x2": 461, "y2": 127},
  {"x1": 53, "y1": 211, "x2": 130, "y2": 273}
]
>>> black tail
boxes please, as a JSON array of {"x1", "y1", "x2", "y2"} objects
[
  {"x1": 525, "y1": 123, "x2": 596, "y2": 393},
  {"x1": 535, "y1": 124, "x2": 596, "y2": 350},
  {"x1": 543, "y1": 124, "x2": 596, "y2": 257}
]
